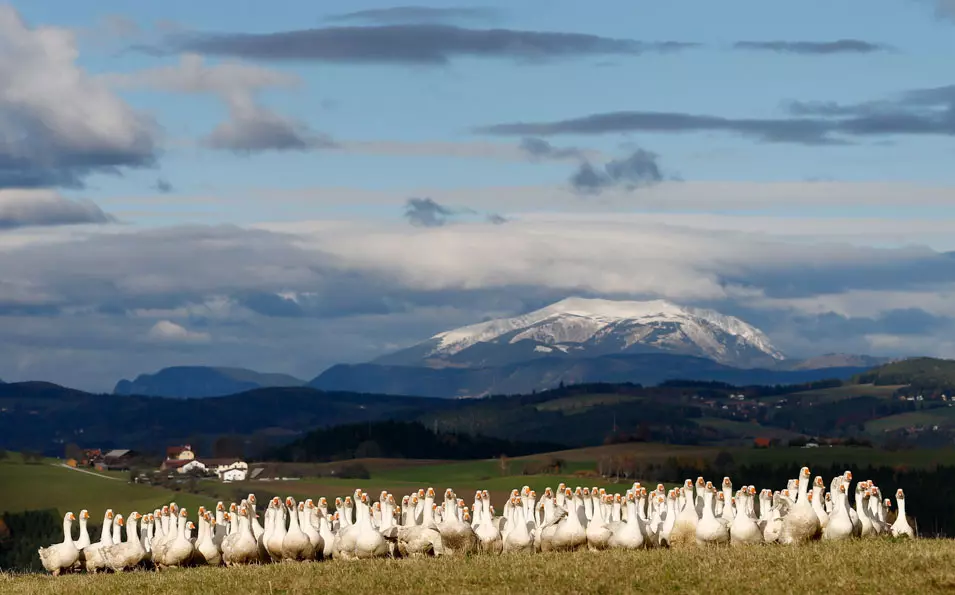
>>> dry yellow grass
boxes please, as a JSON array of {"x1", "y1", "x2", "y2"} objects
[{"x1": 4, "y1": 540, "x2": 952, "y2": 595}]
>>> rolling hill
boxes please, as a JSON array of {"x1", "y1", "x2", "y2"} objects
[{"x1": 311, "y1": 353, "x2": 874, "y2": 398}]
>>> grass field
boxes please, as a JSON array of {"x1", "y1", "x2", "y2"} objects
[
  {"x1": 2, "y1": 540, "x2": 952, "y2": 594},
  {"x1": 0, "y1": 460, "x2": 209, "y2": 516},
  {"x1": 786, "y1": 383, "x2": 904, "y2": 402},
  {"x1": 865, "y1": 406, "x2": 955, "y2": 434}
]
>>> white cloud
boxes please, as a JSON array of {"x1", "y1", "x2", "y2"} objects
[
  {"x1": 0, "y1": 6, "x2": 156, "y2": 187},
  {"x1": 146, "y1": 320, "x2": 211, "y2": 343}
]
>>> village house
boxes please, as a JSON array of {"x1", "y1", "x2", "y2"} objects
[
  {"x1": 166, "y1": 444, "x2": 196, "y2": 461},
  {"x1": 99, "y1": 449, "x2": 138, "y2": 471}
]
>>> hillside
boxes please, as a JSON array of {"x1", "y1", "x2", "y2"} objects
[
  {"x1": 114, "y1": 366, "x2": 305, "y2": 398},
  {"x1": 855, "y1": 357, "x2": 955, "y2": 390},
  {"x1": 312, "y1": 353, "x2": 873, "y2": 398},
  {"x1": 0, "y1": 382, "x2": 453, "y2": 456},
  {"x1": 270, "y1": 420, "x2": 565, "y2": 462}
]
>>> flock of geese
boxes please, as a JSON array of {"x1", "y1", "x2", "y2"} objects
[{"x1": 38, "y1": 466, "x2": 916, "y2": 576}]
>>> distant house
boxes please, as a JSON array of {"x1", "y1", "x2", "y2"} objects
[
  {"x1": 101, "y1": 449, "x2": 138, "y2": 470},
  {"x1": 215, "y1": 460, "x2": 249, "y2": 482},
  {"x1": 166, "y1": 445, "x2": 195, "y2": 461},
  {"x1": 753, "y1": 437, "x2": 772, "y2": 449},
  {"x1": 160, "y1": 459, "x2": 208, "y2": 474}
]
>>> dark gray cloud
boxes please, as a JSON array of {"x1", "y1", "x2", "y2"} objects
[
  {"x1": 791, "y1": 309, "x2": 952, "y2": 341},
  {"x1": 733, "y1": 40, "x2": 890, "y2": 54},
  {"x1": 404, "y1": 197, "x2": 458, "y2": 227},
  {"x1": 479, "y1": 111, "x2": 840, "y2": 145},
  {"x1": 154, "y1": 178, "x2": 174, "y2": 193},
  {"x1": 486, "y1": 213, "x2": 508, "y2": 225},
  {"x1": 570, "y1": 149, "x2": 664, "y2": 194},
  {"x1": 0, "y1": 6, "x2": 157, "y2": 189},
  {"x1": 479, "y1": 80, "x2": 955, "y2": 145},
  {"x1": 324, "y1": 6, "x2": 501, "y2": 25},
  {"x1": 164, "y1": 25, "x2": 698, "y2": 65},
  {"x1": 519, "y1": 137, "x2": 585, "y2": 160},
  {"x1": 0, "y1": 191, "x2": 114, "y2": 230}
]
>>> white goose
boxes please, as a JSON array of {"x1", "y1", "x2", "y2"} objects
[
  {"x1": 780, "y1": 467, "x2": 820, "y2": 544},
  {"x1": 502, "y1": 496, "x2": 534, "y2": 553},
  {"x1": 38, "y1": 512, "x2": 80, "y2": 576},
  {"x1": 474, "y1": 492, "x2": 503, "y2": 554},
  {"x1": 608, "y1": 491, "x2": 646, "y2": 550},
  {"x1": 891, "y1": 488, "x2": 916, "y2": 538},
  {"x1": 823, "y1": 484, "x2": 854, "y2": 541},
  {"x1": 103, "y1": 512, "x2": 145, "y2": 572},
  {"x1": 82, "y1": 509, "x2": 114, "y2": 573},
  {"x1": 281, "y1": 496, "x2": 314, "y2": 561},
  {"x1": 730, "y1": 487, "x2": 762, "y2": 545},
  {"x1": 696, "y1": 487, "x2": 729, "y2": 545}
]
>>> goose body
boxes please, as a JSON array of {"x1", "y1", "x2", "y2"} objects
[
  {"x1": 891, "y1": 489, "x2": 916, "y2": 538},
  {"x1": 82, "y1": 510, "x2": 114, "y2": 573},
  {"x1": 38, "y1": 512, "x2": 80, "y2": 576},
  {"x1": 780, "y1": 468, "x2": 821, "y2": 545},
  {"x1": 103, "y1": 512, "x2": 146, "y2": 572}
]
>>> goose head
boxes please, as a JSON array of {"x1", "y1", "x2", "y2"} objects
[
  {"x1": 198, "y1": 506, "x2": 206, "y2": 516},
  {"x1": 696, "y1": 477, "x2": 705, "y2": 490},
  {"x1": 426, "y1": 487, "x2": 435, "y2": 499},
  {"x1": 216, "y1": 502, "x2": 225, "y2": 512},
  {"x1": 248, "y1": 493, "x2": 257, "y2": 506},
  {"x1": 722, "y1": 477, "x2": 732, "y2": 489},
  {"x1": 582, "y1": 487, "x2": 590, "y2": 497},
  {"x1": 285, "y1": 496, "x2": 296, "y2": 510},
  {"x1": 115, "y1": 514, "x2": 124, "y2": 528},
  {"x1": 230, "y1": 502, "x2": 238, "y2": 514},
  {"x1": 79, "y1": 509, "x2": 89, "y2": 521},
  {"x1": 106, "y1": 509, "x2": 114, "y2": 520},
  {"x1": 161, "y1": 505, "x2": 169, "y2": 517},
  {"x1": 223, "y1": 512, "x2": 231, "y2": 524},
  {"x1": 705, "y1": 481, "x2": 714, "y2": 491},
  {"x1": 179, "y1": 507, "x2": 188, "y2": 520},
  {"x1": 884, "y1": 499, "x2": 892, "y2": 509},
  {"x1": 683, "y1": 479, "x2": 693, "y2": 490},
  {"x1": 66, "y1": 511, "x2": 76, "y2": 522},
  {"x1": 813, "y1": 476, "x2": 825, "y2": 489},
  {"x1": 896, "y1": 488, "x2": 906, "y2": 501},
  {"x1": 305, "y1": 498, "x2": 315, "y2": 509}
]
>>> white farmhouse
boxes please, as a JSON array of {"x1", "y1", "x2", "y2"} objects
[{"x1": 215, "y1": 460, "x2": 249, "y2": 482}]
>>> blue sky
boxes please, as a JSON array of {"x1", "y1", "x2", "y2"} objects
[{"x1": 1, "y1": 1, "x2": 955, "y2": 390}]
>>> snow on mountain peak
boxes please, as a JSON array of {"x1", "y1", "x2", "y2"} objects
[{"x1": 429, "y1": 296, "x2": 784, "y2": 365}]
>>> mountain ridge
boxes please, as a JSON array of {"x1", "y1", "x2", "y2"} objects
[
  {"x1": 114, "y1": 366, "x2": 306, "y2": 398},
  {"x1": 377, "y1": 297, "x2": 785, "y2": 370}
]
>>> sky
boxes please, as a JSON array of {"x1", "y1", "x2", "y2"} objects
[{"x1": 2, "y1": 1, "x2": 955, "y2": 391}]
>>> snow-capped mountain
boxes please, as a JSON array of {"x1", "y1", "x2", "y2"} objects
[{"x1": 375, "y1": 297, "x2": 785, "y2": 369}]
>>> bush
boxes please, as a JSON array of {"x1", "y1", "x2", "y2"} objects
[{"x1": 336, "y1": 462, "x2": 370, "y2": 479}]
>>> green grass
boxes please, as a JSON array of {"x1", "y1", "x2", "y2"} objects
[
  {"x1": 4, "y1": 540, "x2": 954, "y2": 594},
  {"x1": 865, "y1": 406, "x2": 955, "y2": 434},
  {"x1": 0, "y1": 460, "x2": 208, "y2": 517},
  {"x1": 787, "y1": 383, "x2": 904, "y2": 402}
]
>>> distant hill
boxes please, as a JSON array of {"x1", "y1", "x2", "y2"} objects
[
  {"x1": 855, "y1": 357, "x2": 955, "y2": 390},
  {"x1": 785, "y1": 353, "x2": 893, "y2": 370},
  {"x1": 114, "y1": 366, "x2": 306, "y2": 398},
  {"x1": 311, "y1": 353, "x2": 875, "y2": 398},
  {"x1": 0, "y1": 382, "x2": 453, "y2": 455}
]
